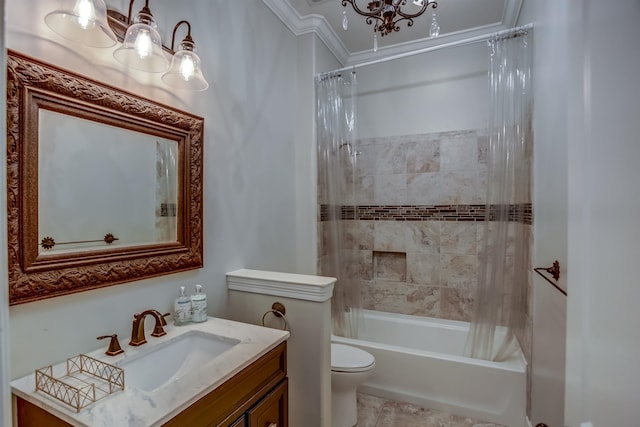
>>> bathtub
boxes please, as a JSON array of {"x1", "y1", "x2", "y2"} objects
[{"x1": 332, "y1": 310, "x2": 527, "y2": 427}]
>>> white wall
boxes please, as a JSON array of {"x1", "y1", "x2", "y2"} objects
[
  {"x1": 0, "y1": 0, "x2": 11, "y2": 424},
  {"x1": 517, "y1": 2, "x2": 569, "y2": 426},
  {"x1": 521, "y1": 1, "x2": 640, "y2": 425},
  {"x1": 564, "y1": 1, "x2": 640, "y2": 426},
  {"x1": 295, "y1": 33, "x2": 318, "y2": 275},
  {"x1": 355, "y1": 43, "x2": 489, "y2": 138},
  {"x1": 294, "y1": 33, "x2": 341, "y2": 275},
  {"x1": 5, "y1": 0, "x2": 304, "y2": 379}
]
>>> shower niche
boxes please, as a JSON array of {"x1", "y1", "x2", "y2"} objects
[{"x1": 373, "y1": 251, "x2": 407, "y2": 282}]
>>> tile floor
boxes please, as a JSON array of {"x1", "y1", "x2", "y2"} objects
[{"x1": 356, "y1": 393, "x2": 506, "y2": 427}]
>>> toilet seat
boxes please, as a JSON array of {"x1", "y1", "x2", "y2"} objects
[{"x1": 331, "y1": 343, "x2": 375, "y2": 373}]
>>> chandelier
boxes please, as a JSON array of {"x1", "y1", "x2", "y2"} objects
[{"x1": 341, "y1": 0, "x2": 438, "y2": 37}]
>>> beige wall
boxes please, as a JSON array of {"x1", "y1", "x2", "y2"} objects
[{"x1": 319, "y1": 129, "x2": 532, "y2": 328}]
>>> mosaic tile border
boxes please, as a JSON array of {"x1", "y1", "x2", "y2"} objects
[{"x1": 320, "y1": 203, "x2": 533, "y2": 224}]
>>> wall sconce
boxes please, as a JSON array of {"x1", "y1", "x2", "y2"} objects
[
  {"x1": 44, "y1": 0, "x2": 210, "y2": 91},
  {"x1": 161, "y1": 21, "x2": 209, "y2": 92},
  {"x1": 44, "y1": 0, "x2": 117, "y2": 48}
]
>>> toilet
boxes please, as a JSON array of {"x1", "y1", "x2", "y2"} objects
[{"x1": 331, "y1": 343, "x2": 376, "y2": 427}]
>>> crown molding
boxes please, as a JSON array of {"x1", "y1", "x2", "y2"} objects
[
  {"x1": 342, "y1": 0, "x2": 523, "y2": 65},
  {"x1": 263, "y1": 0, "x2": 523, "y2": 67},
  {"x1": 262, "y1": 0, "x2": 349, "y2": 65},
  {"x1": 344, "y1": 23, "x2": 506, "y2": 65}
]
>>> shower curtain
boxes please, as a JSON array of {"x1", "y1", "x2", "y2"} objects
[
  {"x1": 315, "y1": 70, "x2": 362, "y2": 338},
  {"x1": 464, "y1": 29, "x2": 532, "y2": 361}
]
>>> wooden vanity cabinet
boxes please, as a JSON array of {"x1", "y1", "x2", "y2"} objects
[
  {"x1": 163, "y1": 341, "x2": 288, "y2": 427},
  {"x1": 229, "y1": 377, "x2": 288, "y2": 427},
  {"x1": 15, "y1": 398, "x2": 73, "y2": 427},
  {"x1": 15, "y1": 342, "x2": 288, "y2": 427},
  {"x1": 246, "y1": 376, "x2": 288, "y2": 426}
]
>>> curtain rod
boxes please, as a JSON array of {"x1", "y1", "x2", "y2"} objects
[{"x1": 325, "y1": 23, "x2": 533, "y2": 75}]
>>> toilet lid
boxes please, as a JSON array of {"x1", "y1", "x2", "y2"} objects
[{"x1": 331, "y1": 344, "x2": 375, "y2": 373}]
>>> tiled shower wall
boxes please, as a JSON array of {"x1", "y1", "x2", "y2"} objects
[{"x1": 318, "y1": 129, "x2": 532, "y2": 335}]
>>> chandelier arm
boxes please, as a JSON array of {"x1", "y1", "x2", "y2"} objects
[
  {"x1": 366, "y1": 16, "x2": 383, "y2": 27},
  {"x1": 388, "y1": 16, "x2": 414, "y2": 30},
  {"x1": 342, "y1": 0, "x2": 386, "y2": 19},
  {"x1": 395, "y1": 1, "x2": 437, "y2": 19},
  {"x1": 344, "y1": 0, "x2": 438, "y2": 36}
]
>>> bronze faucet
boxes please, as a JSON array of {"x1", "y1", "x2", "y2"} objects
[{"x1": 129, "y1": 310, "x2": 169, "y2": 346}]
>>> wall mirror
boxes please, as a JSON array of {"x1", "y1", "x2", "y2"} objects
[{"x1": 6, "y1": 50, "x2": 204, "y2": 305}]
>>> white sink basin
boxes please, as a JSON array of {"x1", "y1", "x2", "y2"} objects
[{"x1": 120, "y1": 330, "x2": 240, "y2": 392}]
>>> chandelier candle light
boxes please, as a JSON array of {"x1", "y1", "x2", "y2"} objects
[{"x1": 341, "y1": 0, "x2": 438, "y2": 37}]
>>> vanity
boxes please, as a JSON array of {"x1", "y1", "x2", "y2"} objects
[{"x1": 11, "y1": 317, "x2": 289, "y2": 426}]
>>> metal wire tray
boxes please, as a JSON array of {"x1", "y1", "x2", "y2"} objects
[{"x1": 35, "y1": 354, "x2": 124, "y2": 412}]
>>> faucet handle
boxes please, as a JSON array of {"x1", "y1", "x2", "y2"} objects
[
  {"x1": 97, "y1": 334, "x2": 124, "y2": 356},
  {"x1": 155, "y1": 311, "x2": 171, "y2": 327}
]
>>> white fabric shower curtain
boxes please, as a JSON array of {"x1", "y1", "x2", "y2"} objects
[
  {"x1": 464, "y1": 29, "x2": 532, "y2": 361},
  {"x1": 315, "y1": 70, "x2": 362, "y2": 338}
]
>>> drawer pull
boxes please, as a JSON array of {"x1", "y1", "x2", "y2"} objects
[{"x1": 267, "y1": 423, "x2": 277, "y2": 427}]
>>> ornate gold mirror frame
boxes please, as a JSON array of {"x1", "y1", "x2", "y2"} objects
[{"x1": 6, "y1": 50, "x2": 204, "y2": 305}]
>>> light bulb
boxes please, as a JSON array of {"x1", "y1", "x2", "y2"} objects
[
  {"x1": 342, "y1": 11, "x2": 348, "y2": 31},
  {"x1": 135, "y1": 30, "x2": 153, "y2": 58},
  {"x1": 113, "y1": 11, "x2": 168, "y2": 72},
  {"x1": 179, "y1": 56, "x2": 196, "y2": 81},
  {"x1": 162, "y1": 47, "x2": 209, "y2": 91},
  {"x1": 373, "y1": 33, "x2": 378, "y2": 52},
  {"x1": 74, "y1": 0, "x2": 96, "y2": 29},
  {"x1": 413, "y1": 0, "x2": 424, "y2": 5}
]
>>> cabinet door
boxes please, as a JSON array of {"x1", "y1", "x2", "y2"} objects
[
  {"x1": 229, "y1": 415, "x2": 247, "y2": 427},
  {"x1": 16, "y1": 397, "x2": 73, "y2": 427},
  {"x1": 247, "y1": 378, "x2": 288, "y2": 427}
]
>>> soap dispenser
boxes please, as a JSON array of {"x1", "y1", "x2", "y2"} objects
[
  {"x1": 190, "y1": 284, "x2": 207, "y2": 323},
  {"x1": 174, "y1": 286, "x2": 191, "y2": 326}
]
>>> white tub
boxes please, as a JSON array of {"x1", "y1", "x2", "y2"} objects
[{"x1": 332, "y1": 310, "x2": 527, "y2": 427}]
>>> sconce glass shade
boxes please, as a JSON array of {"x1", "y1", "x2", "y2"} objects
[
  {"x1": 113, "y1": 12, "x2": 168, "y2": 72},
  {"x1": 44, "y1": 0, "x2": 117, "y2": 48},
  {"x1": 161, "y1": 44, "x2": 209, "y2": 91}
]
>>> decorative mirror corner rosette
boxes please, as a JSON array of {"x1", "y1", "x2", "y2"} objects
[{"x1": 6, "y1": 50, "x2": 204, "y2": 305}]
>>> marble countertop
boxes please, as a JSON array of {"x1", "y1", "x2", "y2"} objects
[{"x1": 11, "y1": 317, "x2": 289, "y2": 426}]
